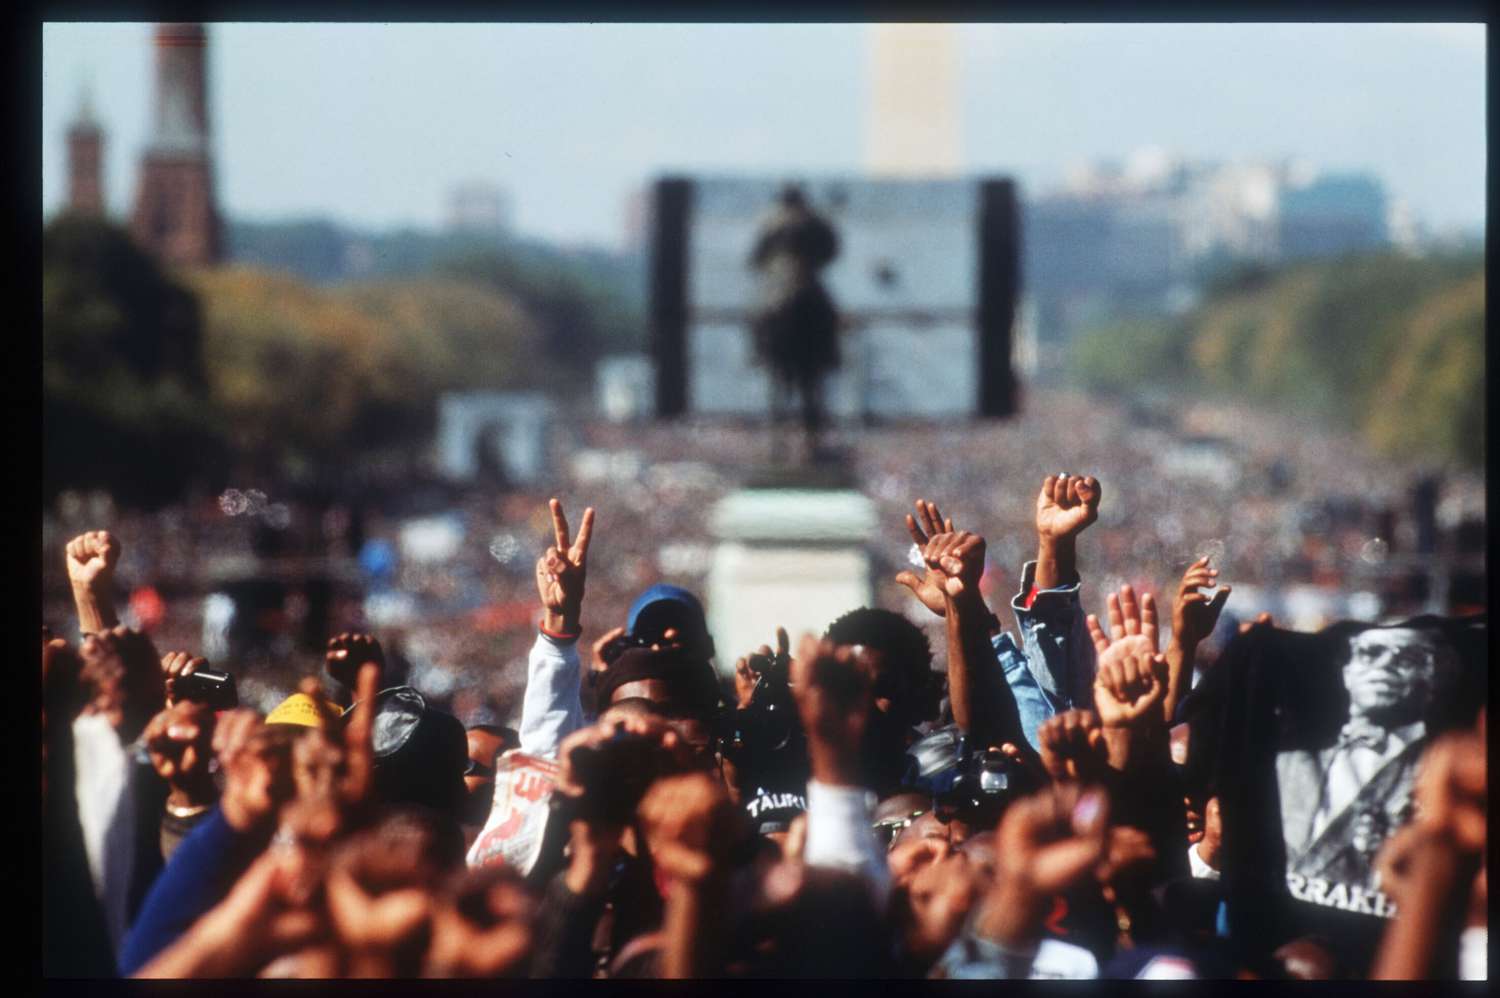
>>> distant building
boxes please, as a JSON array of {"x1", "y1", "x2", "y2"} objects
[
  {"x1": 447, "y1": 181, "x2": 510, "y2": 235},
  {"x1": 1026, "y1": 152, "x2": 1396, "y2": 345},
  {"x1": 1277, "y1": 173, "x2": 1389, "y2": 261},
  {"x1": 131, "y1": 23, "x2": 223, "y2": 267},
  {"x1": 66, "y1": 85, "x2": 105, "y2": 216}
]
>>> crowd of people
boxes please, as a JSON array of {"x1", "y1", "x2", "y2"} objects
[
  {"x1": 42, "y1": 460, "x2": 1487, "y2": 979},
  {"x1": 39, "y1": 387, "x2": 1486, "y2": 730}
]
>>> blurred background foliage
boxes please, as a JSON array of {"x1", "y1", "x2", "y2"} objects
[
  {"x1": 1069, "y1": 251, "x2": 1484, "y2": 468},
  {"x1": 44, "y1": 215, "x2": 642, "y2": 504},
  {"x1": 46, "y1": 211, "x2": 1480, "y2": 510}
]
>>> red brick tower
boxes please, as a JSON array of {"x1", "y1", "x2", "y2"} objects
[
  {"x1": 131, "y1": 23, "x2": 222, "y2": 266},
  {"x1": 66, "y1": 86, "x2": 105, "y2": 216}
]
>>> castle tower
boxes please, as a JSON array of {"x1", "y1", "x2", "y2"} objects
[
  {"x1": 867, "y1": 24, "x2": 963, "y2": 176},
  {"x1": 131, "y1": 23, "x2": 222, "y2": 266},
  {"x1": 66, "y1": 84, "x2": 105, "y2": 216}
]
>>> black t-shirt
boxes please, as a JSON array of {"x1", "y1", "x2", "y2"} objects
[{"x1": 1183, "y1": 614, "x2": 1487, "y2": 975}]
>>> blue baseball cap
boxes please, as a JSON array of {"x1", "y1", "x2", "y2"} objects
[{"x1": 626, "y1": 584, "x2": 709, "y2": 646}]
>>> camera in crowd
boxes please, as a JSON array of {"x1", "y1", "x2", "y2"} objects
[
  {"x1": 903, "y1": 726, "x2": 1037, "y2": 828},
  {"x1": 718, "y1": 647, "x2": 809, "y2": 791},
  {"x1": 172, "y1": 668, "x2": 239, "y2": 710}
]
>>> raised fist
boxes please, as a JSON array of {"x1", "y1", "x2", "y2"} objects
[
  {"x1": 144, "y1": 699, "x2": 218, "y2": 805},
  {"x1": 638, "y1": 772, "x2": 740, "y2": 884},
  {"x1": 325, "y1": 632, "x2": 384, "y2": 691},
  {"x1": 923, "y1": 530, "x2": 987, "y2": 601},
  {"x1": 791, "y1": 635, "x2": 874, "y2": 785},
  {"x1": 1035, "y1": 475, "x2": 1101, "y2": 542},
  {"x1": 1037, "y1": 709, "x2": 1109, "y2": 782},
  {"x1": 65, "y1": 530, "x2": 120, "y2": 589},
  {"x1": 1093, "y1": 645, "x2": 1167, "y2": 729}
]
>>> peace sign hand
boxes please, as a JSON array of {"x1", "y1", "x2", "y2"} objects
[{"x1": 534, "y1": 498, "x2": 595, "y2": 637}]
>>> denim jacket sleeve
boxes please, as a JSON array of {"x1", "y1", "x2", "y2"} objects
[
  {"x1": 1008, "y1": 560, "x2": 1095, "y2": 718},
  {"x1": 991, "y1": 631, "x2": 1060, "y2": 755}
]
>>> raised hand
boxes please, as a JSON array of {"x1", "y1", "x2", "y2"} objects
[
  {"x1": 534, "y1": 498, "x2": 595, "y2": 637},
  {"x1": 895, "y1": 498, "x2": 958, "y2": 616},
  {"x1": 1195, "y1": 797, "x2": 1223, "y2": 871},
  {"x1": 1173, "y1": 557, "x2": 1232, "y2": 650},
  {"x1": 1036, "y1": 709, "x2": 1110, "y2": 783},
  {"x1": 65, "y1": 530, "x2": 121, "y2": 634},
  {"x1": 1093, "y1": 644, "x2": 1167, "y2": 729},
  {"x1": 734, "y1": 626, "x2": 790, "y2": 708},
  {"x1": 325, "y1": 632, "x2": 385, "y2": 692},
  {"x1": 978, "y1": 782, "x2": 1110, "y2": 947},
  {"x1": 324, "y1": 816, "x2": 448, "y2": 977},
  {"x1": 66, "y1": 529, "x2": 120, "y2": 589},
  {"x1": 924, "y1": 530, "x2": 987, "y2": 601},
  {"x1": 160, "y1": 650, "x2": 207, "y2": 707},
  {"x1": 1085, "y1": 583, "x2": 1161, "y2": 658},
  {"x1": 216, "y1": 709, "x2": 297, "y2": 833},
  {"x1": 1034, "y1": 475, "x2": 1101, "y2": 590},
  {"x1": 791, "y1": 634, "x2": 874, "y2": 788},
  {"x1": 638, "y1": 772, "x2": 740, "y2": 884},
  {"x1": 144, "y1": 699, "x2": 218, "y2": 810},
  {"x1": 590, "y1": 624, "x2": 627, "y2": 673},
  {"x1": 1035, "y1": 474, "x2": 1101, "y2": 542}
]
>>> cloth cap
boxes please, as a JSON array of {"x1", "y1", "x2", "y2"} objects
[
  {"x1": 626, "y1": 584, "x2": 708, "y2": 644},
  {"x1": 266, "y1": 691, "x2": 340, "y2": 728}
]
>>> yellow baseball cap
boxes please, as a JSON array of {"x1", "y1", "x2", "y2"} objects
[{"x1": 265, "y1": 691, "x2": 341, "y2": 729}]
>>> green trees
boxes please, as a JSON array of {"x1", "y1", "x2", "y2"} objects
[
  {"x1": 44, "y1": 218, "x2": 561, "y2": 503},
  {"x1": 1068, "y1": 251, "x2": 1485, "y2": 468},
  {"x1": 43, "y1": 215, "x2": 224, "y2": 505}
]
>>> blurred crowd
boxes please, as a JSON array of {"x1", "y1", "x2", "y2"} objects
[{"x1": 42, "y1": 387, "x2": 1485, "y2": 729}]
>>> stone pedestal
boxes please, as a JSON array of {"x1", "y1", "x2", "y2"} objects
[{"x1": 705, "y1": 486, "x2": 876, "y2": 680}]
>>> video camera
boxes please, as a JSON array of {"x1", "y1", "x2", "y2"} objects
[
  {"x1": 903, "y1": 725, "x2": 1036, "y2": 828},
  {"x1": 172, "y1": 668, "x2": 239, "y2": 710},
  {"x1": 718, "y1": 647, "x2": 809, "y2": 790}
]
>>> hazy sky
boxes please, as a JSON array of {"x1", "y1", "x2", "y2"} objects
[{"x1": 41, "y1": 22, "x2": 1486, "y2": 249}]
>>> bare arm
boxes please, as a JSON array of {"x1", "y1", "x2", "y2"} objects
[{"x1": 65, "y1": 530, "x2": 120, "y2": 635}]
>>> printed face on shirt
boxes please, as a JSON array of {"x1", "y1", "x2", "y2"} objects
[{"x1": 1341, "y1": 628, "x2": 1441, "y2": 723}]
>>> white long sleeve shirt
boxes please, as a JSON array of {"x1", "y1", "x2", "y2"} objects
[
  {"x1": 517, "y1": 631, "x2": 584, "y2": 760},
  {"x1": 73, "y1": 713, "x2": 139, "y2": 953},
  {"x1": 803, "y1": 779, "x2": 891, "y2": 911}
]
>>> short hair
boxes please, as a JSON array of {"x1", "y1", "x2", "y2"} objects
[{"x1": 824, "y1": 607, "x2": 938, "y2": 722}]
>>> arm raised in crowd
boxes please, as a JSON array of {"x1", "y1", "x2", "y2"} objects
[
  {"x1": 66, "y1": 530, "x2": 121, "y2": 636},
  {"x1": 1033, "y1": 474, "x2": 1100, "y2": 591},
  {"x1": 518, "y1": 498, "x2": 595, "y2": 758},
  {"x1": 639, "y1": 772, "x2": 741, "y2": 978},
  {"x1": 1086, "y1": 585, "x2": 1166, "y2": 774},
  {"x1": 1164, "y1": 556, "x2": 1231, "y2": 724},
  {"x1": 792, "y1": 635, "x2": 892, "y2": 909},
  {"x1": 924, "y1": 528, "x2": 1027, "y2": 754}
]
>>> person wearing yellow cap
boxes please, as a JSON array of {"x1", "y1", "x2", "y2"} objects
[{"x1": 264, "y1": 691, "x2": 341, "y2": 729}]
